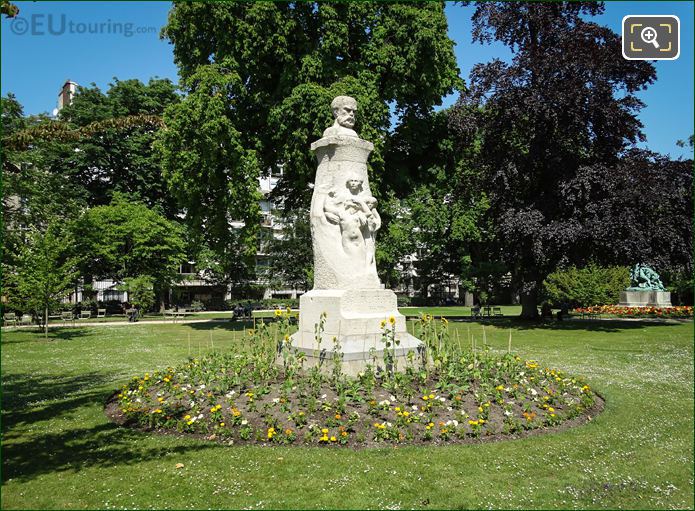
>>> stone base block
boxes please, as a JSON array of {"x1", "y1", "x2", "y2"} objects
[
  {"x1": 287, "y1": 288, "x2": 425, "y2": 376},
  {"x1": 619, "y1": 290, "x2": 672, "y2": 307}
]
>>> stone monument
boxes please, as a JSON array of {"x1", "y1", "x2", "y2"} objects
[
  {"x1": 288, "y1": 96, "x2": 423, "y2": 374},
  {"x1": 619, "y1": 263, "x2": 672, "y2": 307}
]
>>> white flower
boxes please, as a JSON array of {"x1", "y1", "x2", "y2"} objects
[
  {"x1": 225, "y1": 391, "x2": 236, "y2": 398},
  {"x1": 199, "y1": 384, "x2": 206, "y2": 390},
  {"x1": 321, "y1": 394, "x2": 327, "y2": 399},
  {"x1": 389, "y1": 395, "x2": 396, "y2": 402},
  {"x1": 272, "y1": 398, "x2": 280, "y2": 404},
  {"x1": 504, "y1": 410, "x2": 513, "y2": 417},
  {"x1": 197, "y1": 413, "x2": 204, "y2": 419},
  {"x1": 378, "y1": 400, "x2": 390, "y2": 407},
  {"x1": 411, "y1": 405, "x2": 419, "y2": 411},
  {"x1": 438, "y1": 397, "x2": 446, "y2": 402},
  {"x1": 447, "y1": 406, "x2": 453, "y2": 412},
  {"x1": 386, "y1": 422, "x2": 392, "y2": 428},
  {"x1": 241, "y1": 419, "x2": 248, "y2": 426},
  {"x1": 529, "y1": 388, "x2": 538, "y2": 396}
]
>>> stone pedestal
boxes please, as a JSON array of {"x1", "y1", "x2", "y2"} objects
[
  {"x1": 619, "y1": 290, "x2": 672, "y2": 307},
  {"x1": 289, "y1": 289, "x2": 423, "y2": 376}
]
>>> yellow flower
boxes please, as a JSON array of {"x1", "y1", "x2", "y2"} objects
[
  {"x1": 335, "y1": 414, "x2": 342, "y2": 420},
  {"x1": 330, "y1": 436, "x2": 337, "y2": 442},
  {"x1": 284, "y1": 334, "x2": 289, "y2": 342},
  {"x1": 219, "y1": 422, "x2": 225, "y2": 427},
  {"x1": 341, "y1": 431, "x2": 348, "y2": 437},
  {"x1": 380, "y1": 320, "x2": 386, "y2": 328},
  {"x1": 496, "y1": 385, "x2": 504, "y2": 391},
  {"x1": 429, "y1": 394, "x2": 435, "y2": 399},
  {"x1": 478, "y1": 406, "x2": 483, "y2": 413},
  {"x1": 274, "y1": 309, "x2": 282, "y2": 317},
  {"x1": 321, "y1": 428, "x2": 329, "y2": 434},
  {"x1": 389, "y1": 316, "x2": 395, "y2": 325},
  {"x1": 285, "y1": 428, "x2": 293, "y2": 435},
  {"x1": 422, "y1": 395, "x2": 429, "y2": 401},
  {"x1": 548, "y1": 407, "x2": 555, "y2": 412}
]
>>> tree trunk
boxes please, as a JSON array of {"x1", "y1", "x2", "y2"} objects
[
  {"x1": 519, "y1": 289, "x2": 539, "y2": 319},
  {"x1": 44, "y1": 305, "x2": 48, "y2": 339}
]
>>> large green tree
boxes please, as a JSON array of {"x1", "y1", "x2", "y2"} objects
[
  {"x1": 158, "y1": 1, "x2": 461, "y2": 280},
  {"x1": 451, "y1": 1, "x2": 657, "y2": 317},
  {"x1": 4, "y1": 80, "x2": 181, "y2": 218},
  {"x1": 378, "y1": 109, "x2": 489, "y2": 299},
  {"x1": 56, "y1": 78, "x2": 181, "y2": 216},
  {"x1": 72, "y1": 195, "x2": 187, "y2": 309}
]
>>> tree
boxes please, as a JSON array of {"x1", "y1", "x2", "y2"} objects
[
  {"x1": 377, "y1": 109, "x2": 488, "y2": 300},
  {"x1": 72, "y1": 195, "x2": 187, "y2": 309},
  {"x1": 118, "y1": 276, "x2": 156, "y2": 312},
  {"x1": 265, "y1": 209, "x2": 313, "y2": 292},
  {"x1": 5, "y1": 223, "x2": 80, "y2": 338},
  {"x1": 560, "y1": 149, "x2": 692, "y2": 282},
  {"x1": 56, "y1": 78, "x2": 181, "y2": 216},
  {"x1": 451, "y1": 2, "x2": 657, "y2": 317},
  {"x1": 158, "y1": 2, "x2": 461, "y2": 279},
  {"x1": 2, "y1": 95, "x2": 88, "y2": 281},
  {"x1": 3, "y1": 80, "x2": 181, "y2": 218}
]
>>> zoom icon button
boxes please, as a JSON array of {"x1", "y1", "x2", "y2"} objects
[{"x1": 623, "y1": 15, "x2": 680, "y2": 60}]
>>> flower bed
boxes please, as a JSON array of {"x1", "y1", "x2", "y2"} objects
[
  {"x1": 107, "y1": 313, "x2": 600, "y2": 446},
  {"x1": 574, "y1": 305, "x2": 693, "y2": 318}
]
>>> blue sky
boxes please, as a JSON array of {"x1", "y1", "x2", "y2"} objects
[{"x1": 2, "y1": 1, "x2": 693, "y2": 158}]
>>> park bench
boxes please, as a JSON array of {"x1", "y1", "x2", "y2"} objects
[
  {"x1": 3, "y1": 313, "x2": 17, "y2": 327},
  {"x1": 80, "y1": 311, "x2": 92, "y2": 320},
  {"x1": 492, "y1": 306, "x2": 503, "y2": 318},
  {"x1": 21, "y1": 314, "x2": 33, "y2": 326},
  {"x1": 470, "y1": 306, "x2": 482, "y2": 319},
  {"x1": 97, "y1": 309, "x2": 106, "y2": 318},
  {"x1": 61, "y1": 312, "x2": 75, "y2": 325}
]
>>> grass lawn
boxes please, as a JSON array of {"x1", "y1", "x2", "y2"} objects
[{"x1": 2, "y1": 313, "x2": 693, "y2": 509}]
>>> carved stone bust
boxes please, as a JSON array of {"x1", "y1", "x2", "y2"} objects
[{"x1": 322, "y1": 95, "x2": 359, "y2": 138}]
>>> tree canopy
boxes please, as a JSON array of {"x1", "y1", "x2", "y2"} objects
[
  {"x1": 72, "y1": 194, "x2": 187, "y2": 302},
  {"x1": 158, "y1": 1, "x2": 462, "y2": 278},
  {"x1": 450, "y1": 1, "x2": 660, "y2": 316}
]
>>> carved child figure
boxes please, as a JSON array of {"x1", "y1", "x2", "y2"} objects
[{"x1": 324, "y1": 173, "x2": 381, "y2": 266}]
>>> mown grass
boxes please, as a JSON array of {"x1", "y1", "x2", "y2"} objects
[{"x1": 1, "y1": 314, "x2": 693, "y2": 509}]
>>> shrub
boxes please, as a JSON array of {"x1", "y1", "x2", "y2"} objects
[
  {"x1": 543, "y1": 264, "x2": 630, "y2": 308},
  {"x1": 118, "y1": 276, "x2": 156, "y2": 312}
]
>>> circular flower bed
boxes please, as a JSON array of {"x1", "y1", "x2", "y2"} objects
[{"x1": 107, "y1": 314, "x2": 601, "y2": 446}]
